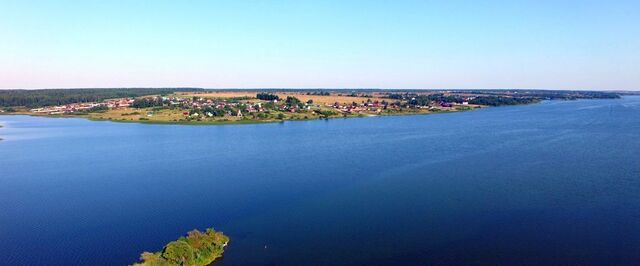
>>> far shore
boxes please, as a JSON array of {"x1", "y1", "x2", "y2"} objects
[
  {"x1": 0, "y1": 106, "x2": 480, "y2": 126},
  {"x1": 2, "y1": 89, "x2": 622, "y2": 127}
]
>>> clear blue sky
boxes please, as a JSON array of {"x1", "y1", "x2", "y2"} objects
[{"x1": 1, "y1": 0, "x2": 638, "y2": 90}]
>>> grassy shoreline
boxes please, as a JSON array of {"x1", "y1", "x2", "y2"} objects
[{"x1": 0, "y1": 106, "x2": 483, "y2": 126}]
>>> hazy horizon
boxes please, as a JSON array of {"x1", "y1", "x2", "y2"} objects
[
  {"x1": 0, "y1": 87, "x2": 637, "y2": 92},
  {"x1": 1, "y1": 1, "x2": 639, "y2": 90}
]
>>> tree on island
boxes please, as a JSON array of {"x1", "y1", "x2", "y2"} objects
[{"x1": 133, "y1": 228, "x2": 229, "y2": 266}]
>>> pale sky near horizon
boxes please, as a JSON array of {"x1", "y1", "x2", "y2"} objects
[{"x1": 1, "y1": 0, "x2": 639, "y2": 90}]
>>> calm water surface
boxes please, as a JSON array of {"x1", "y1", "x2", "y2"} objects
[{"x1": 1, "y1": 97, "x2": 639, "y2": 265}]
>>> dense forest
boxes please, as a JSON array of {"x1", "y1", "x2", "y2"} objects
[
  {"x1": 468, "y1": 96, "x2": 538, "y2": 106},
  {"x1": 256, "y1": 93, "x2": 279, "y2": 101},
  {"x1": 132, "y1": 96, "x2": 167, "y2": 108},
  {"x1": 0, "y1": 88, "x2": 201, "y2": 108}
]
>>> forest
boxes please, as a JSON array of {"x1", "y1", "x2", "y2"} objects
[
  {"x1": 468, "y1": 96, "x2": 538, "y2": 106},
  {"x1": 0, "y1": 88, "x2": 201, "y2": 108}
]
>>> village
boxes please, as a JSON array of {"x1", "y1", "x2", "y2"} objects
[{"x1": 27, "y1": 92, "x2": 477, "y2": 122}]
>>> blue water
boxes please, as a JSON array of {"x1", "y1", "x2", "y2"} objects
[{"x1": 1, "y1": 97, "x2": 639, "y2": 265}]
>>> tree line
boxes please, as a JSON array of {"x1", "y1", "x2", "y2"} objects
[
  {"x1": 132, "y1": 96, "x2": 166, "y2": 108},
  {"x1": 468, "y1": 96, "x2": 538, "y2": 106},
  {"x1": 256, "y1": 93, "x2": 279, "y2": 101},
  {"x1": 0, "y1": 88, "x2": 201, "y2": 108}
]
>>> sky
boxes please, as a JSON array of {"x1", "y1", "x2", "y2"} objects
[{"x1": 0, "y1": 0, "x2": 638, "y2": 90}]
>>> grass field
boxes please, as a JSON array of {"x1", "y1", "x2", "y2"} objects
[{"x1": 87, "y1": 108, "x2": 186, "y2": 122}]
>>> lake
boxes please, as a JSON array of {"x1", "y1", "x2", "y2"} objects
[{"x1": 1, "y1": 97, "x2": 639, "y2": 265}]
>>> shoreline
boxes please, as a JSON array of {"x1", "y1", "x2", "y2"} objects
[
  {"x1": 7, "y1": 95, "x2": 628, "y2": 127},
  {"x1": 3, "y1": 89, "x2": 623, "y2": 127},
  {"x1": 0, "y1": 106, "x2": 483, "y2": 126}
]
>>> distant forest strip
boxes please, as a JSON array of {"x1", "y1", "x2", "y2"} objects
[
  {"x1": 457, "y1": 90, "x2": 621, "y2": 100},
  {"x1": 0, "y1": 88, "x2": 202, "y2": 108},
  {"x1": 385, "y1": 90, "x2": 620, "y2": 100},
  {"x1": 384, "y1": 90, "x2": 620, "y2": 106},
  {"x1": 0, "y1": 88, "x2": 621, "y2": 108}
]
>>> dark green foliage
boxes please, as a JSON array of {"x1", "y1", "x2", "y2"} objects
[
  {"x1": 263, "y1": 101, "x2": 275, "y2": 109},
  {"x1": 0, "y1": 88, "x2": 200, "y2": 108},
  {"x1": 285, "y1": 96, "x2": 301, "y2": 106},
  {"x1": 201, "y1": 106, "x2": 226, "y2": 117},
  {"x1": 386, "y1": 90, "x2": 620, "y2": 107},
  {"x1": 465, "y1": 90, "x2": 620, "y2": 100},
  {"x1": 132, "y1": 97, "x2": 165, "y2": 108},
  {"x1": 305, "y1": 91, "x2": 330, "y2": 96},
  {"x1": 469, "y1": 96, "x2": 538, "y2": 106},
  {"x1": 315, "y1": 109, "x2": 338, "y2": 118},
  {"x1": 87, "y1": 105, "x2": 109, "y2": 113},
  {"x1": 162, "y1": 240, "x2": 194, "y2": 265},
  {"x1": 256, "y1": 93, "x2": 279, "y2": 101}
]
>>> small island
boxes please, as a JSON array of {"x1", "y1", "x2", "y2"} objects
[
  {"x1": 0, "y1": 88, "x2": 623, "y2": 125},
  {"x1": 133, "y1": 228, "x2": 229, "y2": 266}
]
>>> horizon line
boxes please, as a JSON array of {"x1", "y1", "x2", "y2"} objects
[{"x1": 0, "y1": 87, "x2": 637, "y2": 92}]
